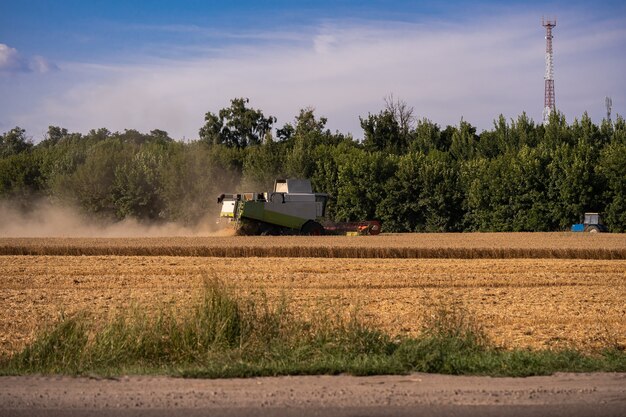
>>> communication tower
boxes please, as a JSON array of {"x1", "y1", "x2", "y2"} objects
[
  {"x1": 606, "y1": 97, "x2": 612, "y2": 123},
  {"x1": 542, "y1": 17, "x2": 557, "y2": 125}
]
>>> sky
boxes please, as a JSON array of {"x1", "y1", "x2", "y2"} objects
[{"x1": 1, "y1": 0, "x2": 625, "y2": 142}]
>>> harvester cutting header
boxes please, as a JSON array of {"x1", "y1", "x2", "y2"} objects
[{"x1": 217, "y1": 179, "x2": 380, "y2": 236}]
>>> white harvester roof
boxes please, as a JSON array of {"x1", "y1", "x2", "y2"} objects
[{"x1": 274, "y1": 179, "x2": 313, "y2": 194}]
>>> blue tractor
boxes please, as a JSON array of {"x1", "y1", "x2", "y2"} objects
[{"x1": 571, "y1": 212, "x2": 608, "y2": 233}]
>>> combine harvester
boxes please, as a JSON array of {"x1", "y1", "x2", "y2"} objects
[{"x1": 217, "y1": 179, "x2": 380, "y2": 236}]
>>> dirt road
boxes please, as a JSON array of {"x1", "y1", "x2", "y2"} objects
[{"x1": 1, "y1": 373, "x2": 624, "y2": 417}]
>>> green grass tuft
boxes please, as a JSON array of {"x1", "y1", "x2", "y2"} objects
[{"x1": 1, "y1": 281, "x2": 624, "y2": 377}]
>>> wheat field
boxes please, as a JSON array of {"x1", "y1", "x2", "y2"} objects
[
  {"x1": 1, "y1": 251, "x2": 624, "y2": 357},
  {"x1": 1, "y1": 233, "x2": 626, "y2": 258}
]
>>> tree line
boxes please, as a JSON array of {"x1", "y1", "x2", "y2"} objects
[{"x1": 1, "y1": 97, "x2": 625, "y2": 232}]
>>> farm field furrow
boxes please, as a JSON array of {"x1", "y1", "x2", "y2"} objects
[{"x1": 1, "y1": 255, "x2": 624, "y2": 357}]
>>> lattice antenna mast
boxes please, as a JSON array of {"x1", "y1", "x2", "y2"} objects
[
  {"x1": 542, "y1": 17, "x2": 557, "y2": 125},
  {"x1": 606, "y1": 97, "x2": 612, "y2": 123}
]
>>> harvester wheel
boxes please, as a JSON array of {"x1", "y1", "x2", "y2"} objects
[
  {"x1": 236, "y1": 220, "x2": 261, "y2": 235},
  {"x1": 260, "y1": 225, "x2": 281, "y2": 236},
  {"x1": 301, "y1": 220, "x2": 324, "y2": 236}
]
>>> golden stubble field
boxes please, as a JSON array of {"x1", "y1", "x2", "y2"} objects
[{"x1": 1, "y1": 241, "x2": 625, "y2": 357}]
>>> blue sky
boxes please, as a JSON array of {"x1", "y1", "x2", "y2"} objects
[{"x1": 1, "y1": 0, "x2": 625, "y2": 141}]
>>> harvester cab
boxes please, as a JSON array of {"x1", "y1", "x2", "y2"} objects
[
  {"x1": 217, "y1": 179, "x2": 380, "y2": 236},
  {"x1": 571, "y1": 212, "x2": 608, "y2": 233}
]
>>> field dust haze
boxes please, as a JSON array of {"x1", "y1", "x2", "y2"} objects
[{"x1": 0, "y1": 200, "x2": 234, "y2": 237}]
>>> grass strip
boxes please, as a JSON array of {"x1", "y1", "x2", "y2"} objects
[{"x1": 1, "y1": 281, "x2": 624, "y2": 377}]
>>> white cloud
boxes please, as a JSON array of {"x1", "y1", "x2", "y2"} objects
[
  {"x1": 30, "y1": 55, "x2": 57, "y2": 73},
  {"x1": 0, "y1": 44, "x2": 27, "y2": 72},
  {"x1": 313, "y1": 34, "x2": 337, "y2": 54},
  {"x1": 4, "y1": 11, "x2": 626, "y2": 140},
  {"x1": 0, "y1": 43, "x2": 57, "y2": 74}
]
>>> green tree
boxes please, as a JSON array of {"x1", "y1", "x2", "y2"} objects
[
  {"x1": 611, "y1": 115, "x2": 626, "y2": 145},
  {"x1": 545, "y1": 139, "x2": 602, "y2": 229},
  {"x1": 1, "y1": 127, "x2": 32, "y2": 157},
  {"x1": 149, "y1": 129, "x2": 173, "y2": 144},
  {"x1": 506, "y1": 146, "x2": 551, "y2": 231},
  {"x1": 477, "y1": 115, "x2": 508, "y2": 158},
  {"x1": 36, "y1": 133, "x2": 89, "y2": 195},
  {"x1": 334, "y1": 148, "x2": 396, "y2": 223},
  {"x1": 541, "y1": 110, "x2": 573, "y2": 149},
  {"x1": 276, "y1": 123, "x2": 295, "y2": 142},
  {"x1": 571, "y1": 113, "x2": 605, "y2": 147},
  {"x1": 39, "y1": 126, "x2": 70, "y2": 147},
  {"x1": 85, "y1": 128, "x2": 111, "y2": 143},
  {"x1": 360, "y1": 110, "x2": 403, "y2": 154},
  {"x1": 0, "y1": 152, "x2": 42, "y2": 200},
  {"x1": 112, "y1": 143, "x2": 166, "y2": 220},
  {"x1": 417, "y1": 151, "x2": 464, "y2": 231},
  {"x1": 461, "y1": 148, "x2": 550, "y2": 232},
  {"x1": 58, "y1": 139, "x2": 130, "y2": 218},
  {"x1": 310, "y1": 144, "x2": 341, "y2": 219},
  {"x1": 597, "y1": 142, "x2": 626, "y2": 232},
  {"x1": 285, "y1": 108, "x2": 331, "y2": 178},
  {"x1": 378, "y1": 151, "x2": 463, "y2": 232},
  {"x1": 376, "y1": 152, "x2": 425, "y2": 232},
  {"x1": 242, "y1": 134, "x2": 286, "y2": 190},
  {"x1": 509, "y1": 112, "x2": 539, "y2": 149},
  {"x1": 461, "y1": 157, "x2": 494, "y2": 230},
  {"x1": 384, "y1": 94, "x2": 415, "y2": 139},
  {"x1": 409, "y1": 118, "x2": 442, "y2": 154},
  {"x1": 199, "y1": 98, "x2": 276, "y2": 148},
  {"x1": 160, "y1": 142, "x2": 241, "y2": 224},
  {"x1": 449, "y1": 119, "x2": 478, "y2": 161}
]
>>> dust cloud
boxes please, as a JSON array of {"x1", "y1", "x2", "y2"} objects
[{"x1": 0, "y1": 200, "x2": 234, "y2": 237}]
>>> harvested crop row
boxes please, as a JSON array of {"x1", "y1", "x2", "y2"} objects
[
  {"x1": 1, "y1": 255, "x2": 624, "y2": 357},
  {"x1": 1, "y1": 233, "x2": 625, "y2": 259}
]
